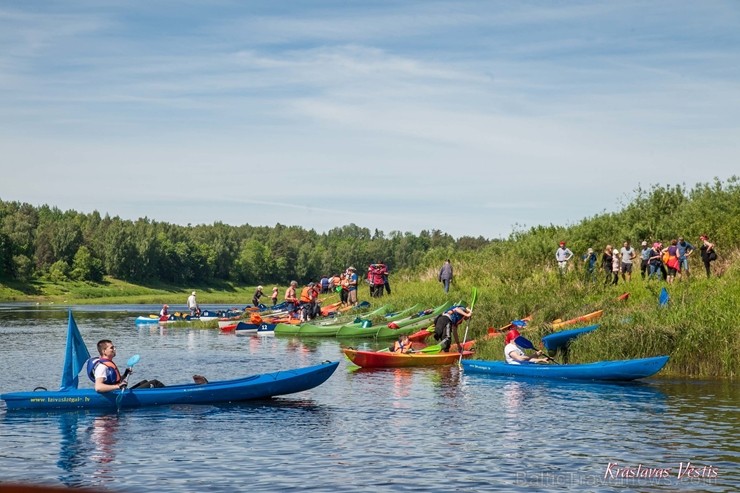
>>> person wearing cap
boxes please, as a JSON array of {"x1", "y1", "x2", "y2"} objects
[
  {"x1": 639, "y1": 241, "x2": 651, "y2": 280},
  {"x1": 433, "y1": 304, "x2": 473, "y2": 353},
  {"x1": 252, "y1": 285, "x2": 264, "y2": 308},
  {"x1": 159, "y1": 304, "x2": 169, "y2": 318},
  {"x1": 583, "y1": 247, "x2": 597, "y2": 282},
  {"x1": 503, "y1": 330, "x2": 549, "y2": 365},
  {"x1": 699, "y1": 235, "x2": 717, "y2": 278},
  {"x1": 676, "y1": 236, "x2": 695, "y2": 280},
  {"x1": 347, "y1": 267, "x2": 359, "y2": 306},
  {"x1": 555, "y1": 241, "x2": 574, "y2": 275},
  {"x1": 187, "y1": 291, "x2": 199, "y2": 317}
]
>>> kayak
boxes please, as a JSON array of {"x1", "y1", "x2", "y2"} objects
[
  {"x1": 1, "y1": 361, "x2": 339, "y2": 411},
  {"x1": 375, "y1": 301, "x2": 453, "y2": 339},
  {"x1": 541, "y1": 324, "x2": 600, "y2": 351},
  {"x1": 220, "y1": 321, "x2": 277, "y2": 334},
  {"x1": 461, "y1": 356, "x2": 669, "y2": 381},
  {"x1": 135, "y1": 314, "x2": 218, "y2": 325},
  {"x1": 334, "y1": 304, "x2": 423, "y2": 338},
  {"x1": 551, "y1": 310, "x2": 603, "y2": 330},
  {"x1": 343, "y1": 348, "x2": 474, "y2": 368},
  {"x1": 1, "y1": 311, "x2": 339, "y2": 411}
]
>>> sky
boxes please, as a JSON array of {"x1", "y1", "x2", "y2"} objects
[{"x1": 1, "y1": 1, "x2": 738, "y2": 239}]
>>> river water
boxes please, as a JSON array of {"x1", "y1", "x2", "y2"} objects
[{"x1": 0, "y1": 304, "x2": 737, "y2": 492}]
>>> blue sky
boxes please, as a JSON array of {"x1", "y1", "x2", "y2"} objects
[{"x1": 1, "y1": 1, "x2": 738, "y2": 238}]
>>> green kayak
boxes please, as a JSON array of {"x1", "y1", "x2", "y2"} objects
[
  {"x1": 274, "y1": 304, "x2": 390, "y2": 336},
  {"x1": 375, "y1": 301, "x2": 453, "y2": 339},
  {"x1": 335, "y1": 304, "x2": 422, "y2": 338}
]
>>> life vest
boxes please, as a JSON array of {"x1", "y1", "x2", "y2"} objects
[
  {"x1": 444, "y1": 305, "x2": 466, "y2": 325},
  {"x1": 86, "y1": 357, "x2": 121, "y2": 385},
  {"x1": 300, "y1": 286, "x2": 313, "y2": 303}
]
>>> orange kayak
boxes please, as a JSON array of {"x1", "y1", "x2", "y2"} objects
[
  {"x1": 551, "y1": 310, "x2": 603, "y2": 330},
  {"x1": 343, "y1": 347, "x2": 474, "y2": 368}
]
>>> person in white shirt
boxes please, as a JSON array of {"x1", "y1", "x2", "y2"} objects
[
  {"x1": 555, "y1": 241, "x2": 574, "y2": 274},
  {"x1": 187, "y1": 291, "x2": 199, "y2": 316},
  {"x1": 503, "y1": 330, "x2": 549, "y2": 365}
]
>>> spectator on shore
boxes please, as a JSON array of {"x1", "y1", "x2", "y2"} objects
[
  {"x1": 699, "y1": 235, "x2": 717, "y2": 278},
  {"x1": 619, "y1": 241, "x2": 636, "y2": 282},
  {"x1": 187, "y1": 291, "x2": 199, "y2": 317},
  {"x1": 583, "y1": 248, "x2": 597, "y2": 282},
  {"x1": 555, "y1": 241, "x2": 574, "y2": 275},
  {"x1": 439, "y1": 259, "x2": 453, "y2": 294},
  {"x1": 602, "y1": 245, "x2": 614, "y2": 285},
  {"x1": 639, "y1": 241, "x2": 651, "y2": 279},
  {"x1": 676, "y1": 236, "x2": 695, "y2": 280}
]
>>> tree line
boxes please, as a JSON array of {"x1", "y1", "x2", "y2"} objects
[{"x1": 0, "y1": 200, "x2": 490, "y2": 285}]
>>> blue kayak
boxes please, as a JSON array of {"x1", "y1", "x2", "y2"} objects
[
  {"x1": 541, "y1": 324, "x2": 600, "y2": 351},
  {"x1": 461, "y1": 356, "x2": 669, "y2": 381},
  {"x1": 1, "y1": 361, "x2": 339, "y2": 411}
]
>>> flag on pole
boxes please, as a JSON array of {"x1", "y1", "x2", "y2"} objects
[{"x1": 60, "y1": 311, "x2": 91, "y2": 391}]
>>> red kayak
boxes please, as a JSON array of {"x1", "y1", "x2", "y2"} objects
[{"x1": 343, "y1": 347, "x2": 474, "y2": 368}]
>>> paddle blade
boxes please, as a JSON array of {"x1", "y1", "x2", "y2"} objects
[
  {"x1": 659, "y1": 287, "x2": 670, "y2": 306},
  {"x1": 419, "y1": 344, "x2": 442, "y2": 354},
  {"x1": 470, "y1": 287, "x2": 478, "y2": 309},
  {"x1": 514, "y1": 336, "x2": 536, "y2": 351},
  {"x1": 126, "y1": 354, "x2": 141, "y2": 367}
]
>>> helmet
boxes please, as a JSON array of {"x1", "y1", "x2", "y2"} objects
[{"x1": 504, "y1": 329, "x2": 521, "y2": 345}]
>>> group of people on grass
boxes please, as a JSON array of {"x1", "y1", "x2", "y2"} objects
[{"x1": 561, "y1": 235, "x2": 718, "y2": 284}]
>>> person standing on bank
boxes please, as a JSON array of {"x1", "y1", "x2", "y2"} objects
[
  {"x1": 676, "y1": 236, "x2": 695, "y2": 280},
  {"x1": 639, "y1": 241, "x2": 651, "y2": 279},
  {"x1": 619, "y1": 241, "x2": 636, "y2": 282},
  {"x1": 555, "y1": 241, "x2": 574, "y2": 275},
  {"x1": 699, "y1": 235, "x2": 717, "y2": 278},
  {"x1": 439, "y1": 259, "x2": 453, "y2": 294},
  {"x1": 187, "y1": 291, "x2": 199, "y2": 317},
  {"x1": 252, "y1": 286, "x2": 264, "y2": 307}
]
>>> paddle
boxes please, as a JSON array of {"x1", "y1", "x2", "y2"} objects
[
  {"x1": 115, "y1": 354, "x2": 141, "y2": 411},
  {"x1": 513, "y1": 336, "x2": 557, "y2": 364},
  {"x1": 458, "y1": 287, "x2": 478, "y2": 366}
]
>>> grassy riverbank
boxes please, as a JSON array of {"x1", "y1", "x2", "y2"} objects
[{"x1": 1, "y1": 255, "x2": 738, "y2": 379}]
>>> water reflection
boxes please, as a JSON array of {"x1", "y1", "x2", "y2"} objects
[{"x1": 57, "y1": 411, "x2": 120, "y2": 487}]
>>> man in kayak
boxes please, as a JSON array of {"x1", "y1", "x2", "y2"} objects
[
  {"x1": 503, "y1": 330, "x2": 549, "y2": 364},
  {"x1": 87, "y1": 339, "x2": 164, "y2": 392},
  {"x1": 434, "y1": 305, "x2": 472, "y2": 352}
]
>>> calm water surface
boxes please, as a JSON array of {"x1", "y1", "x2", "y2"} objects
[{"x1": 0, "y1": 305, "x2": 737, "y2": 492}]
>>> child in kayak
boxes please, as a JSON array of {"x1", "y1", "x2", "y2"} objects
[{"x1": 393, "y1": 334, "x2": 414, "y2": 354}]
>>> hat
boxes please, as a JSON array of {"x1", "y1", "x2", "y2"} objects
[
  {"x1": 192, "y1": 291, "x2": 196, "y2": 295},
  {"x1": 348, "y1": 266, "x2": 356, "y2": 271},
  {"x1": 308, "y1": 282, "x2": 315, "y2": 287},
  {"x1": 504, "y1": 329, "x2": 521, "y2": 345},
  {"x1": 587, "y1": 248, "x2": 593, "y2": 253},
  {"x1": 559, "y1": 241, "x2": 566, "y2": 246},
  {"x1": 164, "y1": 304, "x2": 168, "y2": 308},
  {"x1": 641, "y1": 241, "x2": 647, "y2": 246}
]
